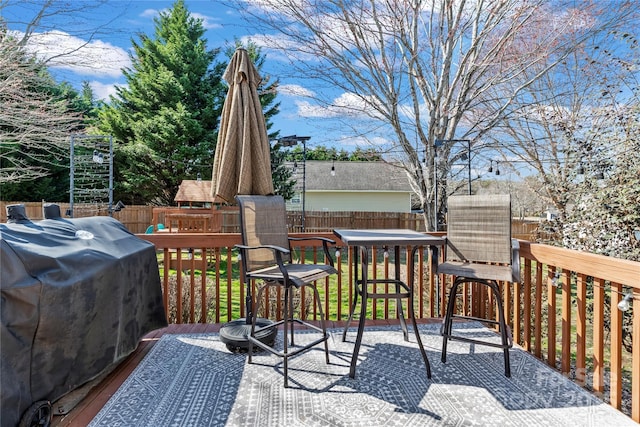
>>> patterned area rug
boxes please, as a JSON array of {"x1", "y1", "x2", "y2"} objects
[{"x1": 90, "y1": 323, "x2": 636, "y2": 426}]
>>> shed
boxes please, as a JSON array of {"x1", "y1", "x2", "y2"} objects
[
  {"x1": 150, "y1": 180, "x2": 230, "y2": 232},
  {"x1": 174, "y1": 179, "x2": 215, "y2": 207}
]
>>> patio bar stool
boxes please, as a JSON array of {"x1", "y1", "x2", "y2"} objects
[
  {"x1": 235, "y1": 195, "x2": 336, "y2": 388},
  {"x1": 434, "y1": 194, "x2": 520, "y2": 377}
]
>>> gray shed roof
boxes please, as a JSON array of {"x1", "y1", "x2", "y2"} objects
[{"x1": 300, "y1": 161, "x2": 411, "y2": 192}]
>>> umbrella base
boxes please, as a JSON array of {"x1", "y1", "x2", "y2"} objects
[{"x1": 219, "y1": 318, "x2": 277, "y2": 353}]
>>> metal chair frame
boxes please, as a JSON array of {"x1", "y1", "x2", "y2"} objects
[
  {"x1": 433, "y1": 194, "x2": 520, "y2": 377},
  {"x1": 235, "y1": 195, "x2": 336, "y2": 387}
]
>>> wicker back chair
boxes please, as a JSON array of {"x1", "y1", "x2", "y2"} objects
[
  {"x1": 235, "y1": 195, "x2": 336, "y2": 387},
  {"x1": 435, "y1": 194, "x2": 520, "y2": 377}
]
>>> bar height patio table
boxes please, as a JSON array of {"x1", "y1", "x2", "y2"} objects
[{"x1": 333, "y1": 229, "x2": 445, "y2": 379}]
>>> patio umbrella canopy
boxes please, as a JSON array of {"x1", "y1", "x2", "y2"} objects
[
  {"x1": 211, "y1": 48, "x2": 274, "y2": 203},
  {"x1": 213, "y1": 49, "x2": 278, "y2": 351}
]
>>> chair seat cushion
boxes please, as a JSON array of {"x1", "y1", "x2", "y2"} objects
[
  {"x1": 247, "y1": 263, "x2": 338, "y2": 287},
  {"x1": 437, "y1": 261, "x2": 515, "y2": 283}
]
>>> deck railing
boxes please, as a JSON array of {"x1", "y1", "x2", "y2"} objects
[{"x1": 139, "y1": 232, "x2": 639, "y2": 422}]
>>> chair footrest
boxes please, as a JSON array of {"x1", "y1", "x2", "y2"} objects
[
  {"x1": 366, "y1": 291, "x2": 411, "y2": 299},
  {"x1": 441, "y1": 314, "x2": 514, "y2": 348},
  {"x1": 362, "y1": 279, "x2": 405, "y2": 285},
  {"x1": 254, "y1": 318, "x2": 325, "y2": 334},
  {"x1": 449, "y1": 314, "x2": 501, "y2": 326},
  {"x1": 442, "y1": 332, "x2": 513, "y2": 350},
  {"x1": 248, "y1": 333, "x2": 329, "y2": 358}
]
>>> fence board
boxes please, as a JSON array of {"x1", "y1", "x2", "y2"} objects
[{"x1": 2, "y1": 201, "x2": 541, "y2": 240}]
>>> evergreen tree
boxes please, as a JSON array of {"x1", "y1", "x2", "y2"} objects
[
  {"x1": 284, "y1": 145, "x2": 382, "y2": 162},
  {"x1": 98, "y1": 0, "x2": 225, "y2": 205}
]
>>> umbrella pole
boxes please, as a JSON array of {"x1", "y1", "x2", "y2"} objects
[{"x1": 245, "y1": 292, "x2": 252, "y2": 325}]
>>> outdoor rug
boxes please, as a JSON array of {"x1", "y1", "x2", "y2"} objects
[{"x1": 89, "y1": 323, "x2": 636, "y2": 426}]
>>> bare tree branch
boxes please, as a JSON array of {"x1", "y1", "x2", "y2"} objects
[{"x1": 232, "y1": 0, "x2": 634, "y2": 229}]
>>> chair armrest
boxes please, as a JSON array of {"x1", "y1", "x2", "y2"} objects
[
  {"x1": 235, "y1": 243, "x2": 290, "y2": 256},
  {"x1": 235, "y1": 244, "x2": 291, "y2": 282},
  {"x1": 287, "y1": 237, "x2": 336, "y2": 267},
  {"x1": 288, "y1": 236, "x2": 336, "y2": 245},
  {"x1": 511, "y1": 239, "x2": 521, "y2": 283}
]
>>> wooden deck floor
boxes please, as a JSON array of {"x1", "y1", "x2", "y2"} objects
[{"x1": 52, "y1": 319, "x2": 441, "y2": 426}]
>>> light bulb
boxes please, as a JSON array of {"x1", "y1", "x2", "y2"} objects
[
  {"x1": 617, "y1": 293, "x2": 632, "y2": 312},
  {"x1": 335, "y1": 249, "x2": 340, "y2": 258}
]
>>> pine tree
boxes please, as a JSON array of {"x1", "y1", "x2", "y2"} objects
[{"x1": 98, "y1": 0, "x2": 225, "y2": 204}]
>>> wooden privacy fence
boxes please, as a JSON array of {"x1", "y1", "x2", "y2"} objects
[
  {"x1": 139, "y1": 232, "x2": 639, "y2": 421},
  {"x1": 0, "y1": 201, "x2": 539, "y2": 239},
  {"x1": 0, "y1": 202, "x2": 151, "y2": 233},
  {"x1": 290, "y1": 210, "x2": 426, "y2": 232}
]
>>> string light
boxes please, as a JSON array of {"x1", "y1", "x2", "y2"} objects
[
  {"x1": 617, "y1": 293, "x2": 633, "y2": 312},
  {"x1": 548, "y1": 270, "x2": 635, "y2": 311}
]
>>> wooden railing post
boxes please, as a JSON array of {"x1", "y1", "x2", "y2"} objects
[{"x1": 633, "y1": 288, "x2": 640, "y2": 422}]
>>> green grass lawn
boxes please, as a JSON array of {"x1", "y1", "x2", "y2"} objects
[{"x1": 159, "y1": 247, "x2": 411, "y2": 323}]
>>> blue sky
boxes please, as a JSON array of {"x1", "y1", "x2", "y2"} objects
[{"x1": 2, "y1": 0, "x2": 355, "y2": 151}]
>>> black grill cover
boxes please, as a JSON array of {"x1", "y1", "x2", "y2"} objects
[{"x1": 1, "y1": 215, "x2": 167, "y2": 427}]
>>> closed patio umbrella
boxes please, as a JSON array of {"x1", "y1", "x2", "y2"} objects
[
  {"x1": 211, "y1": 48, "x2": 274, "y2": 203},
  {"x1": 214, "y1": 48, "x2": 276, "y2": 351}
]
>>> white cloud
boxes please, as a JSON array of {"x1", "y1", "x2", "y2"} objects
[
  {"x1": 89, "y1": 81, "x2": 124, "y2": 101},
  {"x1": 296, "y1": 92, "x2": 378, "y2": 119},
  {"x1": 333, "y1": 92, "x2": 370, "y2": 113},
  {"x1": 140, "y1": 8, "x2": 159, "y2": 18},
  {"x1": 337, "y1": 135, "x2": 390, "y2": 148},
  {"x1": 240, "y1": 33, "x2": 320, "y2": 63},
  {"x1": 295, "y1": 100, "x2": 330, "y2": 117},
  {"x1": 278, "y1": 84, "x2": 314, "y2": 97},
  {"x1": 24, "y1": 31, "x2": 130, "y2": 78},
  {"x1": 192, "y1": 13, "x2": 222, "y2": 30}
]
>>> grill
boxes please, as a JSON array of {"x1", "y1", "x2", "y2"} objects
[{"x1": 1, "y1": 204, "x2": 167, "y2": 427}]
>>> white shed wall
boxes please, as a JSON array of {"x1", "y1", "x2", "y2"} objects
[{"x1": 303, "y1": 191, "x2": 411, "y2": 213}]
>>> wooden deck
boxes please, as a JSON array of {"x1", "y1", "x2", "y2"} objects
[{"x1": 52, "y1": 319, "x2": 441, "y2": 426}]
